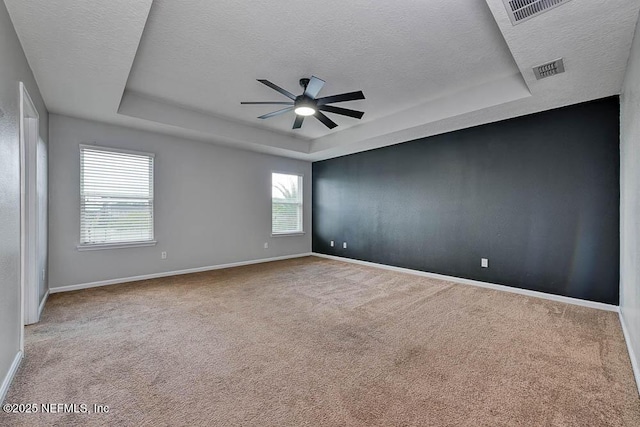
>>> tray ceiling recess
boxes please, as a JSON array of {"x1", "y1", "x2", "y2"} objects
[
  {"x1": 5, "y1": 0, "x2": 640, "y2": 161},
  {"x1": 503, "y1": 0, "x2": 572, "y2": 25}
]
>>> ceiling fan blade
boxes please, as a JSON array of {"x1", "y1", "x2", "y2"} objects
[
  {"x1": 318, "y1": 105, "x2": 364, "y2": 119},
  {"x1": 241, "y1": 101, "x2": 294, "y2": 105},
  {"x1": 316, "y1": 90, "x2": 365, "y2": 106},
  {"x1": 293, "y1": 115, "x2": 305, "y2": 129},
  {"x1": 304, "y1": 76, "x2": 325, "y2": 99},
  {"x1": 258, "y1": 107, "x2": 293, "y2": 119},
  {"x1": 314, "y1": 111, "x2": 338, "y2": 129},
  {"x1": 257, "y1": 79, "x2": 297, "y2": 100}
]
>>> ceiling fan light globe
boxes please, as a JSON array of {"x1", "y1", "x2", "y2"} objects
[{"x1": 294, "y1": 106, "x2": 316, "y2": 116}]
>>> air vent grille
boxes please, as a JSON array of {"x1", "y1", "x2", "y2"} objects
[
  {"x1": 533, "y1": 58, "x2": 565, "y2": 80},
  {"x1": 503, "y1": 0, "x2": 572, "y2": 25}
]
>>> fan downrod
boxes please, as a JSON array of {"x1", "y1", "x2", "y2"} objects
[{"x1": 299, "y1": 78, "x2": 310, "y2": 89}]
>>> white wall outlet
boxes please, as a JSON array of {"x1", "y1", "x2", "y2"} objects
[
  {"x1": 343, "y1": 242, "x2": 347, "y2": 249},
  {"x1": 161, "y1": 251, "x2": 167, "y2": 260},
  {"x1": 330, "y1": 240, "x2": 334, "y2": 247},
  {"x1": 481, "y1": 258, "x2": 489, "y2": 268},
  {"x1": 264, "y1": 242, "x2": 269, "y2": 249}
]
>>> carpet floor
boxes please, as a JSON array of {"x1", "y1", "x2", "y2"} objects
[{"x1": 2, "y1": 256, "x2": 639, "y2": 426}]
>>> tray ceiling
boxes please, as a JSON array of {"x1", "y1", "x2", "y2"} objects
[{"x1": 5, "y1": 0, "x2": 640, "y2": 160}]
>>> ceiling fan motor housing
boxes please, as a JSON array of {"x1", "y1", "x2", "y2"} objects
[{"x1": 295, "y1": 95, "x2": 316, "y2": 109}]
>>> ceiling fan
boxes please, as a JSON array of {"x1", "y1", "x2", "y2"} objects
[{"x1": 241, "y1": 76, "x2": 365, "y2": 130}]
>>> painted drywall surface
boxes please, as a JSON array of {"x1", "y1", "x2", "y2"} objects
[
  {"x1": 48, "y1": 115, "x2": 311, "y2": 289},
  {"x1": 0, "y1": 0, "x2": 48, "y2": 396},
  {"x1": 621, "y1": 15, "x2": 640, "y2": 386},
  {"x1": 313, "y1": 97, "x2": 620, "y2": 304}
]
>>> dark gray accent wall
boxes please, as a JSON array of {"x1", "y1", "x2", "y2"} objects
[{"x1": 312, "y1": 97, "x2": 620, "y2": 305}]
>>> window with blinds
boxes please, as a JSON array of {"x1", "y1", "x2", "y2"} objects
[
  {"x1": 272, "y1": 172, "x2": 303, "y2": 235},
  {"x1": 80, "y1": 145, "x2": 155, "y2": 247}
]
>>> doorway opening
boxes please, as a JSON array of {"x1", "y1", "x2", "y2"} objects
[{"x1": 19, "y1": 82, "x2": 44, "y2": 347}]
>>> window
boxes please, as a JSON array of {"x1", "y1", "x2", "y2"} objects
[
  {"x1": 79, "y1": 145, "x2": 155, "y2": 249},
  {"x1": 272, "y1": 172, "x2": 303, "y2": 235}
]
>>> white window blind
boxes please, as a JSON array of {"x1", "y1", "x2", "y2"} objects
[
  {"x1": 272, "y1": 172, "x2": 303, "y2": 234},
  {"x1": 80, "y1": 145, "x2": 155, "y2": 247}
]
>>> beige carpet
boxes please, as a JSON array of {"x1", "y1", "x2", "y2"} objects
[{"x1": 2, "y1": 256, "x2": 639, "y2": 426}]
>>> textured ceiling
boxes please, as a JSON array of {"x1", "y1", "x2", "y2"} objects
[
  {"x1": 3, "y1": 0, "x2": 152, "y2": 121},
  {"x1": 5, "y1": 0, "x2": 640, "y2": 160},
  {"x1": 126, "y1": 0, "x2": 520, "y2": 139},
  {"x1": 311, "y1": 0, "x2": 640, "y2": 159}
]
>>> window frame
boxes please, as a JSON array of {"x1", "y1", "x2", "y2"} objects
[
  {"x1": 271, "y1": 171, "x2": 305, "y2": 237},
  {"x1": 77, "y1": 144, "x2": 156, "y2": 251}
]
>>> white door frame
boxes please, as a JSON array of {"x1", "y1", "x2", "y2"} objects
[{"x1": 19, "y1": 82, "x2": 40, "y2": 347}]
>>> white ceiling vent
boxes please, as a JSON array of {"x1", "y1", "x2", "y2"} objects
[
  {"x1": 503, "y1": 0, "x2": 572, "y2": 25},
  {"x1": 533, "y1": 58, "x2": 565, "y2": 80}
]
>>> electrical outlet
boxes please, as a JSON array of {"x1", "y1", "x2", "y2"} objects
[
  {"x1": 264, "y1": 242, "x2": 269, "y2": 249},
  {"x1": 343, "y1": 242, "x2": 347, "y2": 249},
  {"x1": 161, "y1": 251, "x2": 167, "y2": 260},
  {"x1": 330, "y1": 240, "x2": 334, "y2": 247},
  {"x1": 481, "y1": 258, "x2": 489, "y2": 268}
]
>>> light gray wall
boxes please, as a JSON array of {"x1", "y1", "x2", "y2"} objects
[
  {"x1": 0, "y1": 0, "x2": 48, "y2": 398},
  {"x1": 48, "y1": 114, "x2": 311, "y2": 289},
  {"x1": 621, "y1": 14, "x2": 640, "y2": 391}
]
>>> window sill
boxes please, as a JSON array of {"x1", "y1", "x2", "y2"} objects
[
  {"x1": 271, "y1": 232, "x2": 305, "y2": 237},
  {"x1": 77, "y1": 241, "x2": 157, "y2": 251}
]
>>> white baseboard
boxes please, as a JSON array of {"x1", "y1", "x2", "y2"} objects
[
  {"x1": 311, "y1": 253, "x2": 619, "y2": 312},
  {"x1": 619, "y1": 310, "x2": 640, "y2": 396},
  {"x1": 38, "y1": 290, "x2": 49, "y2": 318},
  {"x1": 49, "y1": 253, "x2": 313, "y2": 294},
  {"x1": 0, "y1": 351, "x2": 23, "y2": 404}
]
